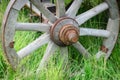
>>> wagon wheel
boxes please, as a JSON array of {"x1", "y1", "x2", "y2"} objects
[{"x1": 2, "y1": 0, "x2": 119, "y2": 73}]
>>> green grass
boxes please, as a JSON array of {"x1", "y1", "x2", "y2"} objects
[{"x1": 0, "y1": 0, "x2": 120, "y2": 80}]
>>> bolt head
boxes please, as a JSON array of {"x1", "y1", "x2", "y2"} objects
[
  {"x1": 68, "y1": 31, "x2": 79, "y2": 43},
  {"x1": 59, "y1": 25, "x2": 79, "y2": 45}
]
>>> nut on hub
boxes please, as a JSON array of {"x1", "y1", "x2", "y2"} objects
[
  {"x1": 59, "y1": 24, "x2": 79, "y2": 45},
  {"x1": 50, "y1": 17, "x2": 79, "y2": 46}
]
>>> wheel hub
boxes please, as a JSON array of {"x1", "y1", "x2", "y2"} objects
[{"x1": 50, "y1": 17, "x2": 79, "y2": 46}]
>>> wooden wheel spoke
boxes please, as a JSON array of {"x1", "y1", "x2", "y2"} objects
[
  {"x1": 15, "y1": 23, "x2": 50, "y2": 32},
  {"x1": 76, "y1": 2, "x2": 109, "y2": 25},
  {"x1": 56, "y1": 0, "x2": 66, "y2": 18},
  {"x1": 80, "y1": 28, "x2": 111, "y2": 37},
  {"x1": 66, "y1": 0, "x2": 82, "y2": 18},
  {"x1": 60, "y1": 47, "x2": 68, "y2": 63},
  {"x1": 17, "y1": 33, "x2": 50, "y2": 59},
  {"x1": 73, "y1": 42, "x2": 90, "y2": 58},
  {"x1": 30, "y1": 0, "x2": 57, "y2": 23},
  {"x1": 25, "y1": 1, "x2": 41, "y2": 16},
  {"x1": 12, "y1": 0, "x2": 28, "y2": 10},
  {"x1": 36, "y1": 41, "x2": 58, "y2": 73},
  {"x1": 25, "y1": 1, "x2": 55, "y2": 19}
]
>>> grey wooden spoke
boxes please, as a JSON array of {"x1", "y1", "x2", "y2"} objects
[
  {"x1": 36, "y1": 41, "x2": 58, "y2": 73},
  {"x1": 80, "y1": 28, "x2": 111, "y2": 38},
  {"x1": 56, "y1": 0, "x2": 65, "y2": 18},
  {"x1": 15, "y1": 23, "x2": 50, "y2": 32},
  {"x1": 17, "y1": 33, "x2": 50, "y2": 59},
  {"x1": 66, "y1": 0, "x2": 82, "y2": 18},
  {"x1": 25, "y1": 1, "x2": 41, "y2": 16},
  {"x1": 43, "y1": 1, "x2": 55, "y2": 7},
  {"x1": 73, "y1": 42, "x2": 90, "y2": 58},
  {"x1": 13, "y1": 0, "x2": 28, "y2": 10},
  {"x1": 60, "y1": 47, "x2": 68, "y2": 64},
  {"x1": 76, "y1": 2, "x2": 109, "y2": 25},
  {"x1": 25, "y1": 1, "x2": 52, "y2": 19},
  {"x1": 30, "y1": 0, "x2": 57, "y2": 23}
]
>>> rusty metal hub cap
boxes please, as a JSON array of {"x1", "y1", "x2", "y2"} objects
[{"x1": 50, "y1": 17, "x2": 79, "y2": 46}]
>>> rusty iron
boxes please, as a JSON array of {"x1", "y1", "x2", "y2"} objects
[
  {"x1": 50, "y1": 17, "x2": 79, "y2": 46},
  {"x1": 100, "y1": 45, "x2": 108, "y2": 53},
  {"x1": 9, "y1": 41, "x2": 15, "y2": 48},
  {"x1": 59, "y1": 24, "x2": 79, "y2": 45}
]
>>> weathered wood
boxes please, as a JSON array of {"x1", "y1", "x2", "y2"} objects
[
  {"x1": 30, "y1": 0, "x2": 57, "y2": 23},
  {"x1": 80, "y1": 28, "x2": 110, "y2": 37},
  {"x1": 117, "y1": 0, "x2": 120, "y2": 11},
  {"x1": 105, "y1": 0, "x2": 119, "y2": 19},
  {"x1": 25, "y1": 1, "x2": 41, "y2": 16},
  {"x1": 56, "y1": 0, "x2": 65, "y2": 18},
  {"x1": 36, "y1": 41, "x2": 58, "y2": 73},
  {"x1": 66, "y1": 0, "x2": 82, "y2": 18},
  {"x1": 73, "y1": 42, "x2": 90, "y2": 58},
  {"x1": 2, "y1": 8, "x2": 20, "y2": 70},
  {"x1": 41, "y1": 1, "x2": 56, "y2": 14},
  {"x1": 103, "y1": 18, "x2": 119, "y2": 60},
  {"x1": 76, "y1": 2, "x2": 109, "y2": 25},
  {"x1": 5, "y1": 47, "x2": 20, "y2": 69},
  {"x1": 25, "y1": 1, "x2": 55, "y2": 19},
  {"x1": 15, "y1": 23, "x2": 50, "y2": 32},
  {"x1": 17, "y1": 33, "x2": 50, "y2": 59},
  {"x1": 60, "y1": 47, "x2": 68, "y2": 65},
  {"x1": 43, "y1": 1, "x2": 55, "y2": 8},
  {"x1": 13, "y1": 0, "x2": 28, "y2": 10},
  {"x1": 2, "y1": 0, "x2": 120, "y2": 70}
]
